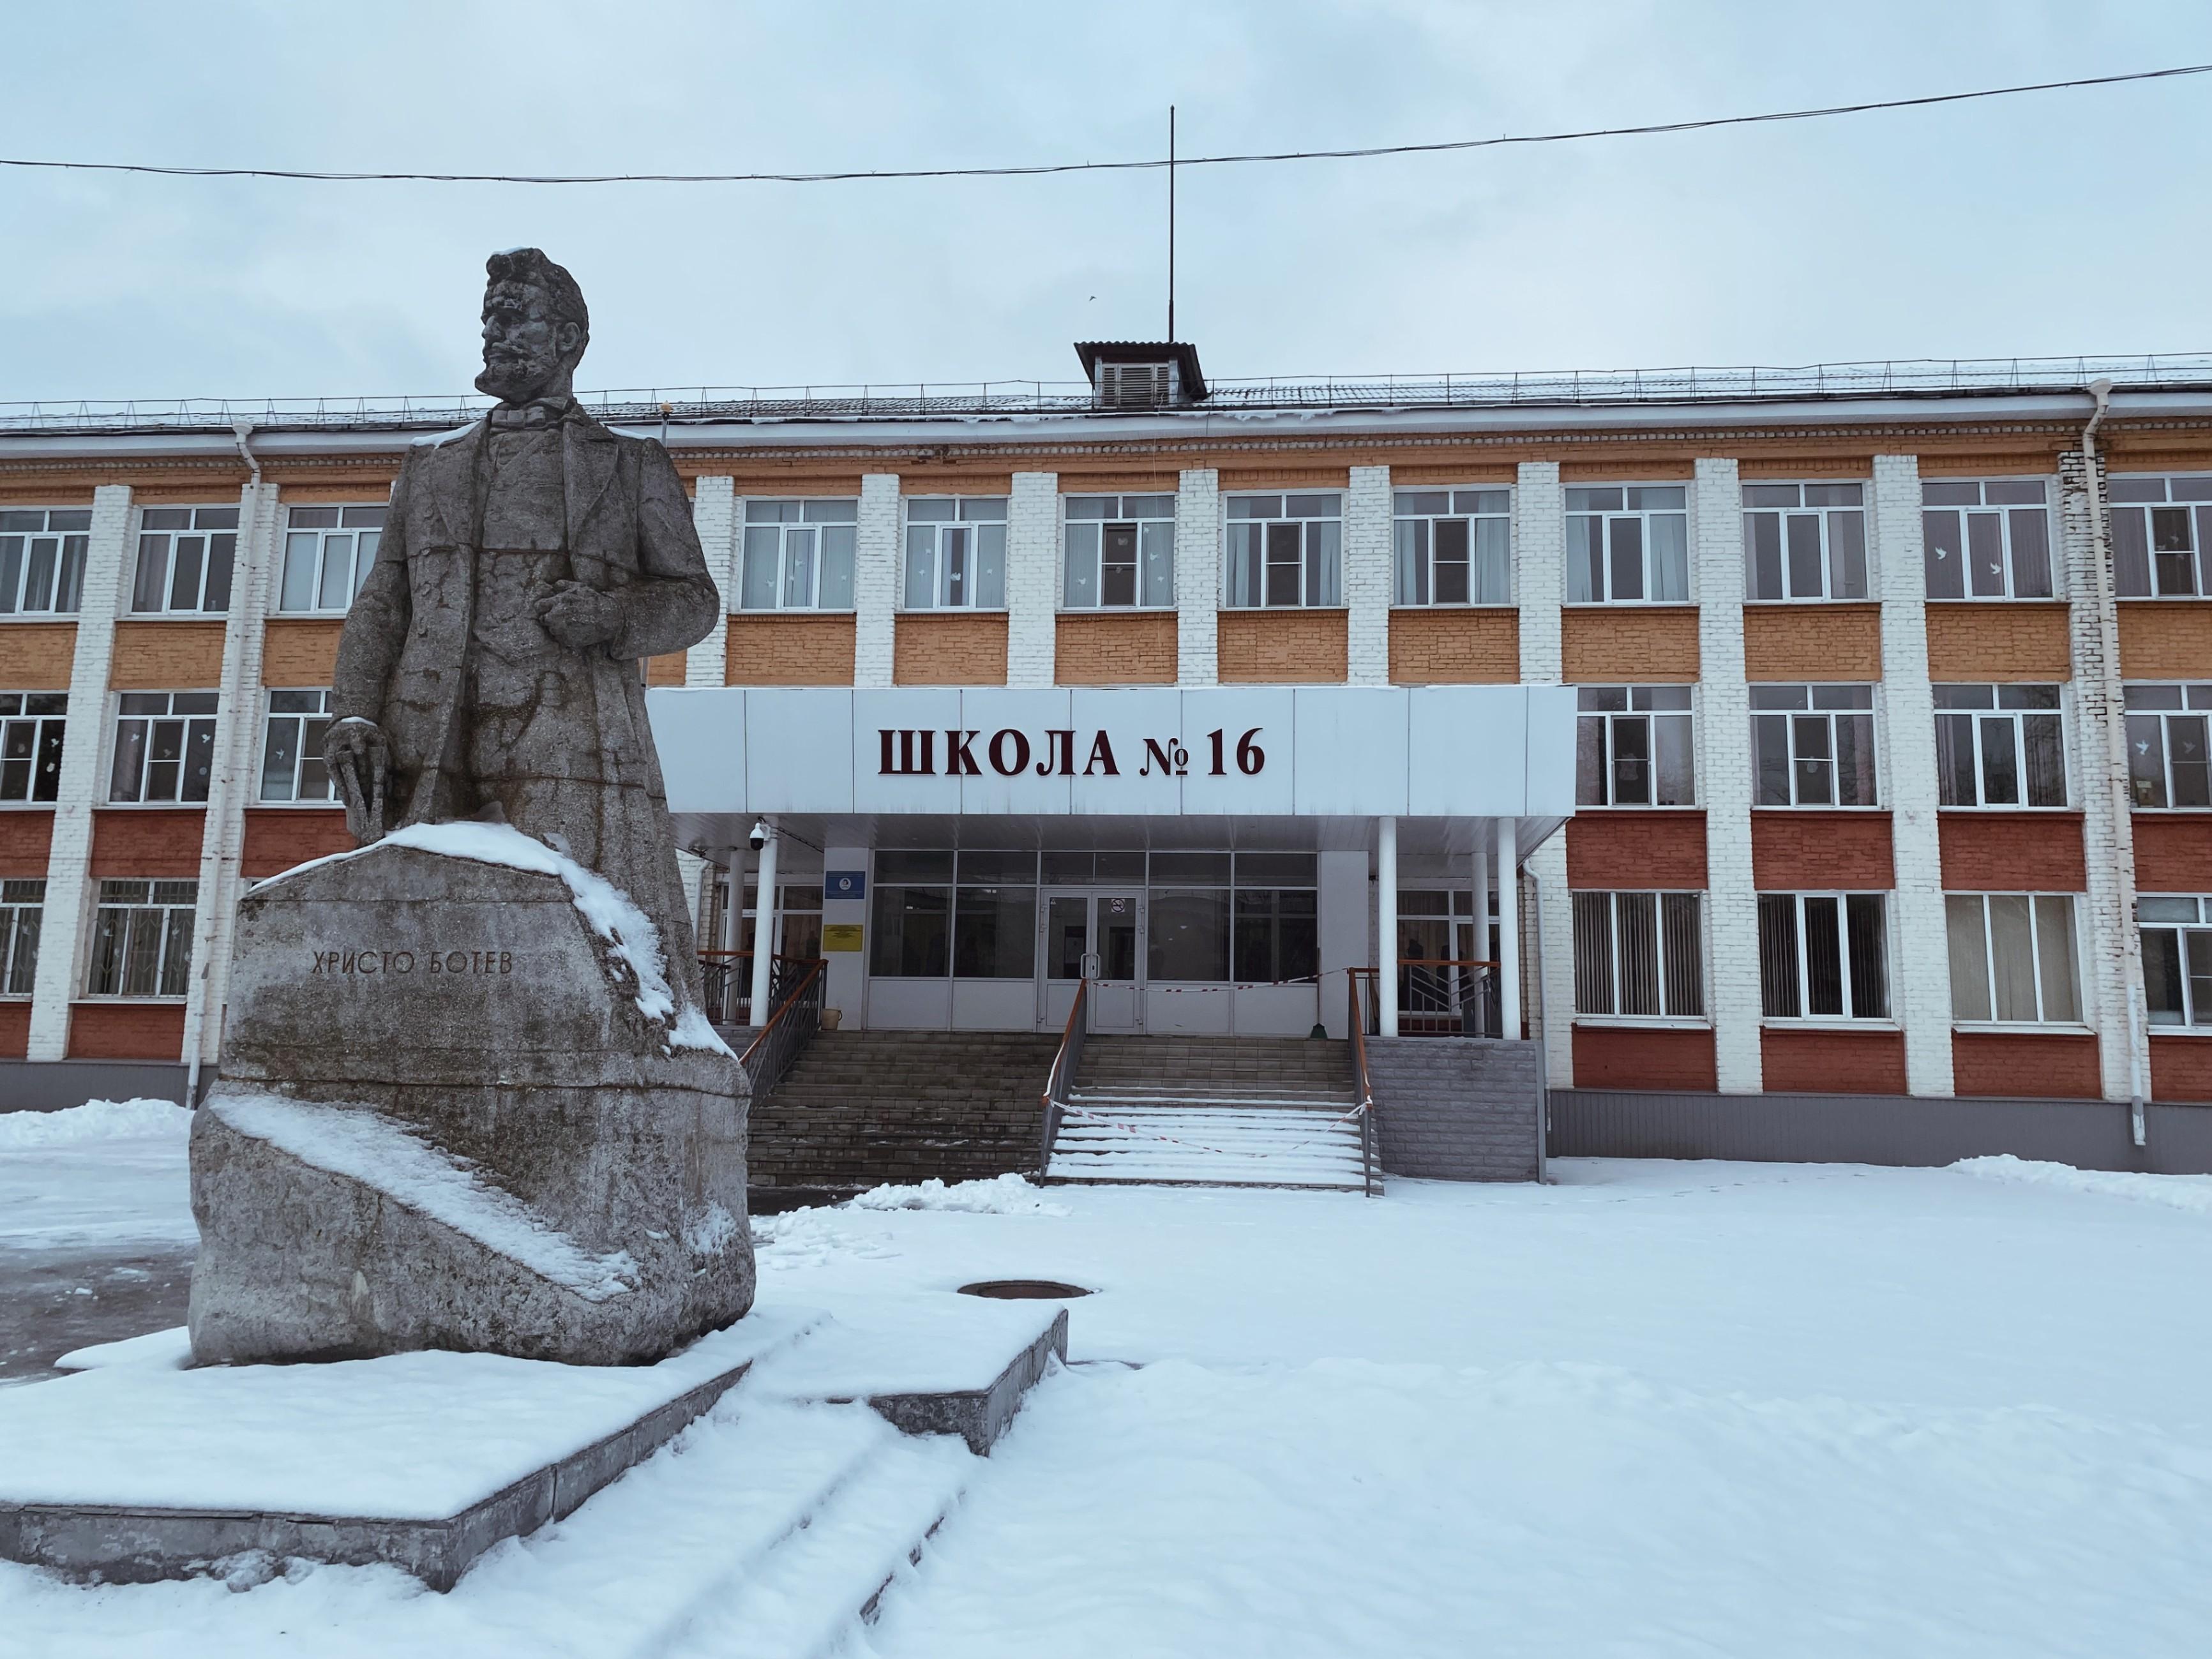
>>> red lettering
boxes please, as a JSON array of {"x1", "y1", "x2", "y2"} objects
[
  {"x1": 945, "y1": 729, "x2": 981, "y2": 776},
  {"x1": 989, "y1": 728, "x2": 1031, "y2": 776},
  {"x1": 1083, "y1": 732, "x2": 1120, "y2": 776},
  {"x1": 1037, "y1": 730, "x2": 1077, "y2": 776}
]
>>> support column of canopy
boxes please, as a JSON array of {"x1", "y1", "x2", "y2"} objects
[
  {"x1": 748, "y1": 820, "x2": 779, "y2": 1028},
  {"x1": 1377, "y1": 816, "x2": 1398, "y2": 1038},
  {"x1": 1496, "y1": 818, "x2": 1521, "y2": 1042}
]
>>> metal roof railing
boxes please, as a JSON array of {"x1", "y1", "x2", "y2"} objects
[{"x1": 6, "y1": 353, "x2": 2212, "y2": 436}]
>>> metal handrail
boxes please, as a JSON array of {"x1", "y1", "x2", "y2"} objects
[
  {"x1": 1036, "y1": 977, "x2": 1091, "y2": 1180},
  {"x1": 1397, "y1": 956, "x2": 1501, "y2": 1037},
  {"x1": 736, "y1": 956, "x2": 827, "y2": 1095},
  {"x1": 698, "y1": 949, "x2": 818, "y2": 1027},
  {"x1": 1347, "y1": 968, "x2": 1381, "y2": 1198}
]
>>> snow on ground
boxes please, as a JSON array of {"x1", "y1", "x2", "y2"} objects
[
  {"x1": 1953, "y1": 1151, "x2": 2212, "y2": 1213},
  {"x1": 4, "y1": 1143, "x2": 2212, "y2": 1655},
  {"x1": 0, "y1": 1100, "x2": 195, "y2": 1250}
]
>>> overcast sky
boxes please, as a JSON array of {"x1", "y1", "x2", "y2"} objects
[{"x1": 5, "y1": 0, "x2": 2211, "y2": 403}]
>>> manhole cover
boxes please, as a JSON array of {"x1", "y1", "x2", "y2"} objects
[{"x1": 956, "y1": 1279, "x2": 1092, "y2": 1300}]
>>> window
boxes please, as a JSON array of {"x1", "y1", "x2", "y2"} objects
[
  {"x1": 0, "y1": 879, "x2": 41, "y2": 995},
  {"x1": 86, "y1": 879, "x2": 198, "y2": 998},
  {"x1": 869, "y1": 851, "x2": 952, "y2": 976},
  {"x1": 132, "y1": 507, "x2": 238, "y2": 615},
  {"x1": 0, "y1": 693, "x2": 66, "y2": 803},
  {"x1": 1232, "y1": 853, "x2": 1318, "y2": 983},
  {"x1": 259, "y1": 691, "x2": 336, "y2": 802},
  {"x1": 110, "y1": 692, "x2": 218, "y2": 804},
  {"x1": 279, "y1": 506, "x2": 386, "y2": 613},
  {"x1": 2123, "y1": 684, "x2": 2212, "y2": 808},
  {"x1": 1064, "y1": 495, "x2": 1175, "y2": 609},
  {"x1": 1392, "y1": 489, "x2": 1509, "y2": 605},
  {"x1": 1573, "y1": 891, "x2": 1705, "y2": 1019},
  {"x1": 1743, "y1": 483, "x2": 1867, "y2": 601},
  {"x1": 953, "y1": 850, "x2": 1036, "y2": 979},
  {"x1": 1934, "y1": 686, "x2": 2066, "y2": 807},
  {"x1": 1148, "y1": 851, "x2": 1231, "y2": 981},
  {"x1": 1946, "y1": 893, "x2": 2082, "y2": 1025},
  {"x1": 739, "y1": 499, "x2": 857, "y2": 612},
  {"x1": 1576, "y1": 686, "x2": 1695, "y2": 806},
  {"x1": 1752, "y1": 685, "x2": 1877, "y2": 806},
  {"x1": 2141, "y1": 896, "x2": 2212, "y2": 1027},
  {"x1": 903, "y1": 499, "x2": 1006, "y2": 610},
  {"x1": 0, "y1": 509, "x2": 90, "y2": 615},
  {"x1": 1566, "y1": 486, "x2": 1688, "y2": 604},
  {"x1": 2109, "y1": 476, "x2": 2212, "y2": 597},
  {"x1": 1224, "y1": 494, "x2": 1341, "y2": 608},
  {"x1": 1758, "y1": 892, "x2": 1890, "y2": 1021},
  {"x1": 1921, "y1": 479, "x2": 2053, "y2": 599}
]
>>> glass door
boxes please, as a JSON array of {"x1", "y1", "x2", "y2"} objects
[{"x1": 1038, "y1": 890, "x2": 1146, "y2": 1033}]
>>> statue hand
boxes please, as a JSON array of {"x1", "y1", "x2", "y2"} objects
[
  {"x1": 534, "y1": 580, "x2": 621, "y2": 651},
  {"x1": 323, "y1": 718, "x2": 391, "y2": 841}
]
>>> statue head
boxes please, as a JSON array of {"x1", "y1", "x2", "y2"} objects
[{"x1": 476, "y1": 248, "x2": 590, "y2": 403}]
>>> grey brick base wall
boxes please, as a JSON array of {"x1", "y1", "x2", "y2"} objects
[
  {"x1": 0, "y1": 1060, "x2": 195, "y2": 1113},
  {"x1": 1368, "y1": 1038, "x2": 1543, "y2": 1182}
]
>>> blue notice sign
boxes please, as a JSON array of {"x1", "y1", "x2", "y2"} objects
[{"x1": 824, "y1": 869, "x2": 867, "y2": 902}]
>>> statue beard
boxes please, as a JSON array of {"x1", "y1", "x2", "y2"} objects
[{"x1": 476, "y1": 349, "x2": 555, "y2": 403}]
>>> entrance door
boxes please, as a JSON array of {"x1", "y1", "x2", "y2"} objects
[{"x1": 1039, "y1": 890, "x2": 1145, "y2": 1033}]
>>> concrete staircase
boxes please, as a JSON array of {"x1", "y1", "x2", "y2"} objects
[{"x1": 1045, "y1": 1035, "x2": 1373, "y2": 1192}]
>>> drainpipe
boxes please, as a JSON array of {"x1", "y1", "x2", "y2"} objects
[
  {"x1": 230, "y1": 418, "x2": 262, "y2": 488},
  {"x1": 2079, "y1": 380, "x2": 2150, "y2": 1148},
  {"x1": 749, "y1": 819, "x2": 779, "y2": 1026}
]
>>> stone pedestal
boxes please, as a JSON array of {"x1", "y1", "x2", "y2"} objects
[{"x1": 189, "y1": 832, "x2": 755, "y2": 1367}]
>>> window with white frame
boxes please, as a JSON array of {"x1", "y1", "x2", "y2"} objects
[
  {"x1": 1921, "y1": 479, "x2": 2053, "y2": 599},
  {"x1": 1758, "y1": 892, "x2": 1890, "y2": 1020},
  {"x1": 1752, "y1": 684, "x2": 1877, "y2": 806},
  {"x1": 1572, "y1": 890, "x2": 1705, "y2": 1019},
  {"x1": 0, "y1": 509, "x2": 90, "y2": 615},
  {"x1": 1566, "y1": 486, "x2": 1688, "y2": 604},
  {"x1": 739, "y1": 498, "x2": 857, "y2": 611},
  {"x1": 279, "y1": 506, "x2": 386, "y2": 613},
  {"x1": 132, "y1": 507, "x2": 238, "y2": 614},
  {"x1": 2141, "y1": 896, "x2": 2212, "y2": 1027},
  {"x1": 1743, "y1": 483, "x2": 1867, "y2": 601},
  {"x1": 1576, "y1": 686, "x2": 1695, "y2": 806},
  {"x1": 1945, "y1": 892, "x2": 2082, "y2": 1025},
  {"x1": 0, "y1": 878, "x2": 41, "y2": 995},
  {"x1": 1224, "y1": 493, "x2": 1341, "y2": 608},
  {"x1": 903, "y1": 498, "x2": 1006, "y2": 610},
  {"x1": 109, "y1": 692, "x2": 218, "y2": 804},
  {"x1": 1392, "y1": 488, "x2": 1510, "y2": 605},
  {"x1": 85, "y1": 878, "x2": 197, "y2": 998},
  {"x1": 0, "y1": 693, "x2": 66, "y2": 803},
  {"x1": 2109, "y1": 476, "x2": 2212, "y2": 598},
  {"x1": 2123, "y1": 684, "x2": 2211, "y2": 809},
  {"x1": 1934, "y1": 685, "x2": 2066, "y2": 807},
  {"x1": 259, "y1": 690, "x2": 336, "y2": 802},
  {"x1": 1064, "y1": 494, "x2": 1175, "y2": 609}
]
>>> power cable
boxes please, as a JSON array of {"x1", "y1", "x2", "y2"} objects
[{"x1": 0, "y1": 63, "x2": 2205, "y2": 186}]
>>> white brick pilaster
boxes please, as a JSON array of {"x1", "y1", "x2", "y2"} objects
[
  {"x1": 1872, "y1": 454, "x2": 1954, "y2": 1096},
  {"x1": 854, "y1": 472, "x2": 900, "y2": 689},
  {"x1": 1529, "y1": 837, "x2": 1574, "y2": 1087},
  {"x1": 1514, "y1": 462, "x2": 1563, "y2": 681},
  {"x1": 1344, "y1": 465, "x2": 1391, "y2": 684},
  {"x1": 1175, "y1": 467, "x2": 1219, "y2": 686},
  {"x1": 2060, "y1": 446, "x2": 2146, "y2": 1103},
  {"x1": 1006, "y1": 472, "x2": 1058, "y2": 687},
  {"x1": 1694, "y1": 457, "x2": 1760, "y2": 1093},
  {"x1": 686, "y1": 475, "x2": 735, "y2": 687},
  {"x1": 27, "y1": 483, "x2": 133, "y2": 1061}
]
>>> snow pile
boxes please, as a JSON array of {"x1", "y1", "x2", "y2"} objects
[
  {"x1": 54, "y1": 1326, "x2": 193, "y2": 1372},
  {"x1": 0, "y1": 1098, "x2": 190, "y2": 1148},
  {"x1": 208, "y1": 1092, "x2": 638, "y2": 1300},
  {"x1": 749, "y1": 1208, "x2": 901, "y2": 1272},
  {"x1": 849, "y1": 1174, "x2": 1070, "y2": 1217},
  {"x1": 1952, "y1": 1153, "x2": 2212, "y2": 1213}
]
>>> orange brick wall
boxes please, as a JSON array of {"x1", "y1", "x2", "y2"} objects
[
  {"x1": 109, "y1": 620, "x2": 227, "y2": 689},
  {"x1": 1951, "y1": 1030, "x2": 2102, "y2": 1099},
  {"x1": 1217, "y1": 610, "x2": 1348, "y2": 684},
  {"x1": 67, "y1": 1002, "x2": 186, "y2": 1061},
  {"x1": 1572, "y1": 1026, "x2": 1717, "y2": 1091},
  {"x1": 1761, "y1": 1028, "x2": 1907, "y2": 1095},
  {"x1": 894, "y1": 613, "x2": 1009, "y2": 686},
  {"x1": 2116, "y1": 601, "x2": 2212, "y2": 679},
  {"x1": 241, "y1": 808, "x2": 353, "y2": 878},
  {"x1": 0, "y1": 811, "x2": 54, "y2": 876},
  {"x1": 1560, "y1": 606, "x2": 1699, "y2": 682},
  {"x1": 2132, "y1": 814, "x2": 2212, "y2": 891},
  {"x1": 90, "y1": 809, "x2": 206, "y2": 878},
  {"x1": 1387, "y1": 608, "x2": 1519, "y2": 684},
  {"x1": 2149, "y1": 1036, "x2": 2212, "y2": 1104},
  {"x1": 1937, "y1": 813, "x2": 2086, "y2": 890},
  {"x1": 1056, "y1": 612, "x2": 1178, "y2": 685},
  {"x1": 725, "y1": 615, "x2": 857, "y2": 686},
  {"x1": 3, "y1": 622, "x2": 77, "y2": 689},
  {"x1": 260, "y1": 618, "x2": 342, "y2": 687},
  {"x1": 1743, "y1": 604, "x2": 1882, "y2": 680},
  {"x1": 1567, "y1": 811, "x2": 1707, "y2": 888},
  {"x1": 1752, "y1": 811, "x2": 1894, "y2": 889},
  {"x1": 646, "y1": 653, "x2": 687, "y2": 686},
  {"x1": 0, "y1": 1002, "x2": 28, "y2": 1058},
  {"x1": 1923, "y1": 603, "x2": 2072, "y2": 680}
]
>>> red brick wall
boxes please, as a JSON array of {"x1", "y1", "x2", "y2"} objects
[
  {"x1": 1937, "y1": 813, "x2": 2086, "y2": 891},
  {"x1": 0, "y1": 1002, "x2": 28, "y2": 1059},
  {"x1": 242, "y1": 809, "x2": 352, "y2": 878},
  {"x1": 1751, "y1": 811, "x2": 1893, "y2": 890},
  {"x1": 67, "y1": 1002, "x2": 185, "y2": 1060},
  {"x1": 1951, "y1": 1030, "x2": 2102, "y2": 1099},
  {"x1": 0, "y1": 810, "x2": 55, "y2": 877},
  {"x1": 2150, "y1": 1036, "x2": 2212, "y2": 1104},
  {"x1": 1572, "y1": 1025, "x2": 1717, "y2": 1090},
  {"x1": 1761, "y1": 1028, "x2": 1907, "y2": 1095},
  {"x1": 90, "y1": 810, "x2": 206, "y2": 878},
  {"x1": 1567, "y1": 811, "x2": 1706, "y2": 888},
  {"x1": 2132, "y1": 815, "x2": 2212, "y2": 892}
]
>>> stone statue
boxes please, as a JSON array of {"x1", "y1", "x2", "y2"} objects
[{"x1": 323, "y1": 247, "x2": 716, "y2": 993}]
